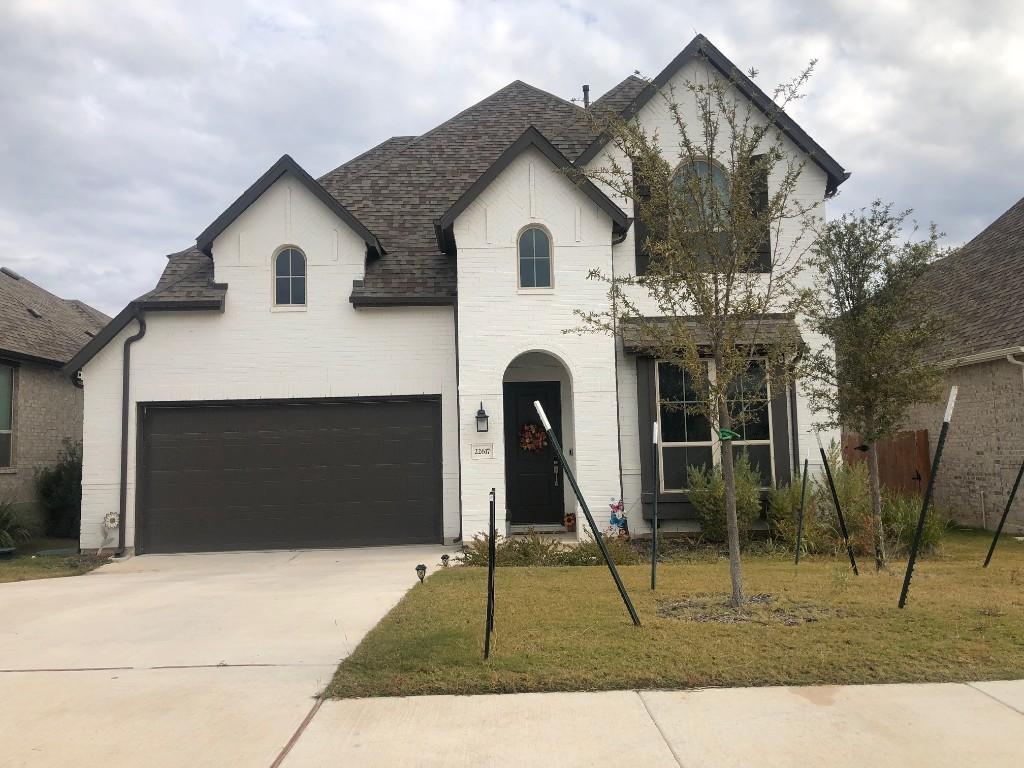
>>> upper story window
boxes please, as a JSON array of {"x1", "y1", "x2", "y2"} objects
[
  {"x1": 0, "y1": 364, "x2": 14, "y2": 468},
  {"x1": 674, "y1": 158, "x2": 731, "y2": 216},
  {"x1": 274, "y1": 247, "x2": 306, "y2": 306},
  {"x1": 518, "y1": 227, "x2": 552, "y2": 288}
]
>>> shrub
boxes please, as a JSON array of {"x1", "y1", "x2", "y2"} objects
[
  {"x1": 687, "y1": 452, "x2": 762, "y2": 543},
  {"x1": 35, "y1": 440, "x2": 83, "y2": 539},
  {"x1": 458, "y1": 530, "x2": 642, "y2": 567},
  {"x1": 770, "y1": 443, "x2": 949, "y2": 558},
  {"x1": 0, "y1": 499, "x2": 34, "y2": 549}
]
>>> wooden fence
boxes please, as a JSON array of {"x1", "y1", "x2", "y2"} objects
[{"x1": 841, "y1": 430, "x2": 931, "y2": 497}]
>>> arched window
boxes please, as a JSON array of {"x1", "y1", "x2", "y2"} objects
[
  {"x1": 674, "y1": 159, "x2": 730, "y2": 221},
  {"x1": 517, "y1": 227, "x2": 551, "y2": 288},
  {"x1": 274, "y1": 247, "x2": 306, "y2": 306}
]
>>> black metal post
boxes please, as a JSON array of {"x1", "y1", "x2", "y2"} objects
[
  {"x1": 795, "y1": 456, "x2": 809, "y2": 565},
  {"x1": 984, "y1": 457, "x2": 1024, "y2": 568},
  {"x1": 534, "y1": 401, "x2": 641, "y2": 626},
  {"x1": 484, "y1": 487, "x2": 496, "y2": 659},
  {"x1": 900, "y1": 387, "x2": 957, "y2": 608},
  {"x1": 818, "y1": 440, "x2": 859, "y2": 576},
  {"x1": 651, "y1": 421, "x2": 659, "y2": 590}
]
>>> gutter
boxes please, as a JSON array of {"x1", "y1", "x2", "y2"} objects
[
  {"x1": 939, "y1": 346, "x2": 1024, "y2": 369},
  {"x1": 117, "y1": 311, "x2": 147, "y2": 555}
]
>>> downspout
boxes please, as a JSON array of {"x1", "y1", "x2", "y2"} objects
[
  {"x1": 1008, "y1": 352, "x2": 1024, "y2": 386},
  {"x1": 117, "y1": 310, "x2": 146, "y2": 555}
]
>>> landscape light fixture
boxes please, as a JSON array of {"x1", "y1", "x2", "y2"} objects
[
  {"x1": 415, "y1": 563, "x2": 427, "y2": 583},
  {"x1": 475, "y1": 402, "x2": 489, "y2": 432}
]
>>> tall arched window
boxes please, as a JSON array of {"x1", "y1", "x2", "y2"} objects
[
  {"x1": 274, "y1": 247, "x2": 306, "y2": 306},
  {"x1": 674, "y1": 159, "x2": 730, "y2": 222},
  {"x1": 518, "y1": 227, "x2": 551, "y2": 288}
]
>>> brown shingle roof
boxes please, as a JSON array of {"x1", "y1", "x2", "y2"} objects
[
  {"x1": 916, "y1": 196, "x2": 1024, "y2": 361},
  {"x1": 137, "y1": 246, "x2": 226, "y2": 307},
  {"x1": 319, "y1": 80, "x2": 602, "y2": 303},
  {"x1": 0, "y1": 268, "x2": 109, "y2": 365}
]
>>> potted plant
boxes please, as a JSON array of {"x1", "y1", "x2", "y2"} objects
[{"x1": 0, "y1": 500, "x2": 33, "y2": 559}]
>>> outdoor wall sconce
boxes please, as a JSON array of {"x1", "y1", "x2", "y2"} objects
[
  {"x1": 476, "y1": 402, "x2": 489, "y2": 432},
  {"x1": 415, "y1": 563, "x2": 427, "y2": 583}
]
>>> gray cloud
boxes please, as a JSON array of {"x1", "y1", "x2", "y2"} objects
[{"x1": 1, "y1": 0, "x2": 1021, "y2": 314}]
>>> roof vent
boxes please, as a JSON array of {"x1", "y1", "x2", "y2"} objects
[
  {"x1": 28, "y1": 307, "x2": 42, "y2": 318},
  {"x1": 582, "y1": 84, "x2": 590, "y2": 108},
  {"x1": 1, "y1": 266, "x2": 23, "y2": 280}
]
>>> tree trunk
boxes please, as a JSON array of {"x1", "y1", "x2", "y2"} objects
[
  {"x1": 718, "y1": 395, "x2": 744, "y2": 607},
  {"x1": 864, "y1": 410, "x2": 886, "y2": 571}
]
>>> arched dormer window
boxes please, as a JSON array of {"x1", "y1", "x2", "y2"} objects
[
  {"x1": 274, "y1": 247, "x2": 306, "y2": 306},
  {"x1": 517, "y1": 227, "x2": 552, "y2": 288}
]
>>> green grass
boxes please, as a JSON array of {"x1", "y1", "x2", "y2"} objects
[
  {"x1": 328, "y1": 529, "x2": 1024, "y2": 698},
  {"x1": 0, "y1": 538, "x2": 108, "y2": 583}
]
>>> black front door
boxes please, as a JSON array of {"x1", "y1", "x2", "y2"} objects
[{"x1": 503, "y1": 381, "x2": 564, "y2": 526}]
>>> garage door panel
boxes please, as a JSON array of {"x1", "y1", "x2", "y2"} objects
[{"x1": 138, "y1": 398, "x2": 442, "y2": 553}]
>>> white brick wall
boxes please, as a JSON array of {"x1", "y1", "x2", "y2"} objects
[
  {"x1": 79, "y1": 174, "x2": 458, "y2": 550},
  {"x1": 585, "y1": 58, "x2": 841, "y2": 532},
  {"x1": 454, "y1": 147, "x2": 623, "y2": 538}
]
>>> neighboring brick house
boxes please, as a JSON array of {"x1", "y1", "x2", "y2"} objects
[
  {"x1": 65, "y1": 35, "x2": 848, "y2": 555},
  {"x1": 904, "y1": 196, "x2": 1024, "y2": 533},
  {"x1": 0, "y1": 267, "x2": 109, "y2": 527}
]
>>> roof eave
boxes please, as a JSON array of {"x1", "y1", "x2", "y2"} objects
[
  {"x1": 576, "y1": 35, "x2": 850, "y2": 193},
  {"x1": 195, "y1": 154, "x2": 385, "y2": 258},
  {"x1": 434, "y1": 125, "x2": 630, "y2": 253},
  {"x1": 61, "y1": 296, "x2": 226, "y2": 379}
]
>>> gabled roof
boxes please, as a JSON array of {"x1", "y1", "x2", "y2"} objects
[
  {"x1": 577, "y1": 35, "x2": 850, "y2": 195},
  {"x1": 915, "y1": 196, "x2": 1024, "y2": 362},
  {"x1": 0, "y1": 267, "x2": 109, "y2": 366},
  {"x1": 196, "y1": 154, "x2": 383, "y2": 257},
  {"x1": 435, "y1": 125, "x2": 630, "y2": 242}
]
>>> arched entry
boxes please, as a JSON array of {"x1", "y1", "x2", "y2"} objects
[{"x1": 502, "y1": 351, "x2": 576, "y2": 530}]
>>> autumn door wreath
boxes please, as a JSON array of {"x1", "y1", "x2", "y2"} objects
[{"x1": 519, "y1": 422, "x2": 548, "y2": 453}]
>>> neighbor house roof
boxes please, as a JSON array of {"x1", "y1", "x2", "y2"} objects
[
  {"x1": 915, "y1": 195, "x2": 1024, "y2": 363},
  {"x1": 0, "y1": 267, "x2": 109, "y2": 366}
]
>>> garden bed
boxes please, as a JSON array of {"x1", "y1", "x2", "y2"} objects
[{"x1": 328, "y1": 529, "x2": 1024, "y2": 698}]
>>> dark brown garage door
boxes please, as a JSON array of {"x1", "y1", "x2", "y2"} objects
[{"x1": 137, "y1": 398, "x2": 442, "y2": 553}]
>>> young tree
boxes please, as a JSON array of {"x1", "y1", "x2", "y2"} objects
[
  {"x1": 801, "y1": 202, "x2": 949, "y2": 570},
  {"x1": 572, "y1": 62, "x2": 820, "y2": 607}
]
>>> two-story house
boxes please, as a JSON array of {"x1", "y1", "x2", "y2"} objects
[{"x1": 66, "y1": 35, "x2": 848, "y2": 554}]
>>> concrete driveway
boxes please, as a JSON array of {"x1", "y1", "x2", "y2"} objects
[{"x1": 0, "y1": 545, "x2": 452, "y2": 767}]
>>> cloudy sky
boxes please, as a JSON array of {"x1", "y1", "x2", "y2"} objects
[{"x1": 1, "y1": 0, "x2": 1022, "y2": 315}]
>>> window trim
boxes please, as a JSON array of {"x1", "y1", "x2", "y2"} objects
[
  {"x1": 516, "y1": 225, "x2": 554, "y2": 290},
  {"x1": 271, "y1": 245, "x2": 308, "y2": 310},
  {"x1": 654, "y1": 358, "x2": 775, "y2": 493},
  {"x1": 0, "y1": 363, "x2": 16, "y2": 470}
]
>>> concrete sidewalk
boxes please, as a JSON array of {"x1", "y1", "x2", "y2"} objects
[{"x1": 281, "y1": 681, "x2": 1024, "y2": 767}]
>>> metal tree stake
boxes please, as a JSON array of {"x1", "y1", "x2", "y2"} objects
[
  {"x1": 817, "y1": 433, "x2": 859, "y2": 575},
  {"x1": 651, "y1": 421, "x2": 659, "y2": 590},
  {"x1": 899, "y1": 386, "x2": 958, "y2": 608},
  {"x1": 534, "y1": 401, "x2": 641, "y2": 626},
  {"x1": 983, "y1": 456, "x2": 1024, "y2": 568},
  {"x1": 795, "y1": 449, "x2": 809, "y2": 565},
  {"x1": 483, "y1": 487, "x2": 497, "y2": 659}
]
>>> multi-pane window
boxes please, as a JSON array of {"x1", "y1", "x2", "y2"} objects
[
  {"x1": 518, "y1": 227, "x2": 551, "y2": 288},
  {"x1": 656, "y1": 358, "x2": 773, "y2": 492},
  {"x1": 726, "y1": 359, "x2": 773, "y2": 487},
  {"x1": 274, "y1": 247, "x2": 306, "y2": 306},
  {"x1": 0, "y1": 364, "x2": 13, "y2": 468}
]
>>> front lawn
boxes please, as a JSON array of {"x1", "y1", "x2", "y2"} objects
[
  {"x1": 0, "y1": 538, "x2": 108, "y2": 583},
  {"x1": 328, "y1": 529, "x2": 1024, "y2": 698}
]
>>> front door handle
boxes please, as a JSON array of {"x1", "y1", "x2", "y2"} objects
[{"x1": 553, "y1": 459, "x2": 560, "y2": 487}]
